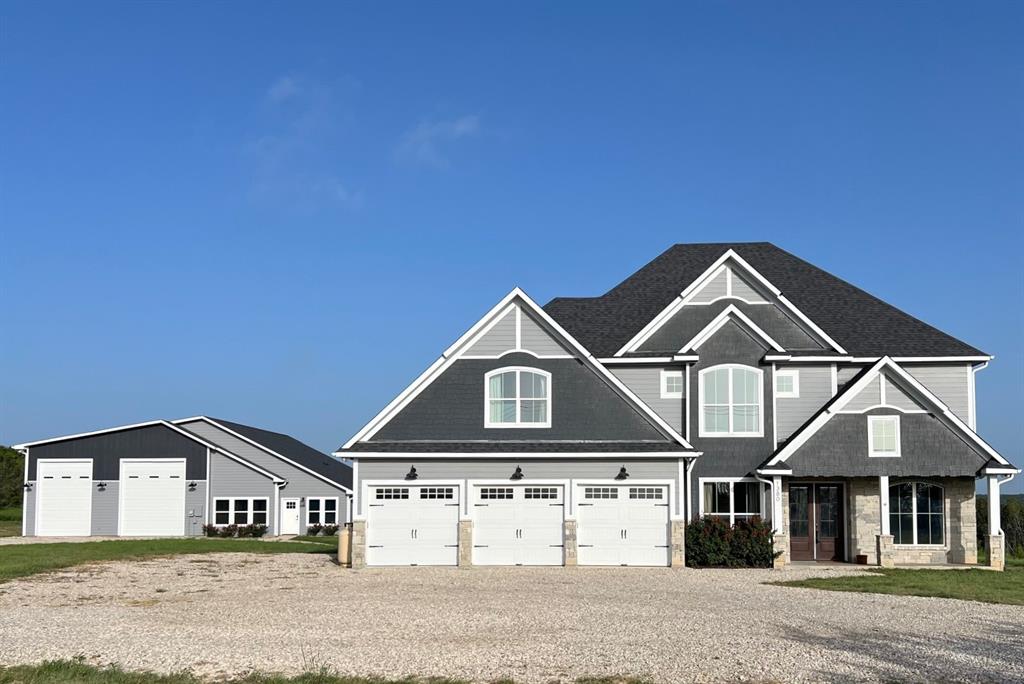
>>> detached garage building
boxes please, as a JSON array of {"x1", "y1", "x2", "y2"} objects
[{"x1": 16, "y1": 417, "x2": 352, "y2": 537}]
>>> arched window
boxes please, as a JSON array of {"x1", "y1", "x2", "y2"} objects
[
  {"x1": 485, "y1": 367, "x2": 551, "y2": 428},
  {"x1": 889, "y1": 482, "x2": 944, "y2": 545},
  {"x1": 698, "y1": 364, "x2": 763, "y2": 437}
]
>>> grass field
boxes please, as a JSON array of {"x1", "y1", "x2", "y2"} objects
[
  {"x1": 0, "y1": 536, "x2": 336, "y2": 584},
  {"x1": 0, "y1": 507, "x2": 22, "y2": 537},
  {"x1": 772, "y1": 556, "x2": 1024, "y2": 605}
]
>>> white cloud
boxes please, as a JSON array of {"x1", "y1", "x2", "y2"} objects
[
  {"x1": 266, "y1": 76, "x2": 301, "y2": 103},
  {"x1": 395, "y1": 115, "x2": 481, "y2": 168}
]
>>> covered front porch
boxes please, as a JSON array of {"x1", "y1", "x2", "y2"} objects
[{"x1": 763, "y1": 475, "x2": 1011, "y2": 570}]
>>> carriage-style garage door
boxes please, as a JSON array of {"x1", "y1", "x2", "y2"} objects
[
  {"x1": 36, "y1": 459, "x2": 93, "y2": 536},
  {"x1": 576, "y1": 485, "x2": 671, "y2": 566},
  {"x1": 119, "y1": 459, "x2": 186, "y2": 536},
  {"x1": 366, "y1": 485, "x2": 460, "y2": 566},
  {"x1": 472, "y1": 485, "x2": 565, "y2": 566}
]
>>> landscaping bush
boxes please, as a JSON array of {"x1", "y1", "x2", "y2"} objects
[
  {"x1": 686, "y1": 516, "x2": 780, "y2": 568},
  {"x1": 306, "y1": 523, "x2": 323, "y2": 536},
  {"x1": 218, "y1": 524, "x2": 239, "y2": 538},
  {"x1": 321, "y1": 524, "x2": 339, "y2": 536},
  {"x1": 202, "y1": 524, "x2": 219, "y2": 538},
  {"x1": 238, "y1": 524, "x2": 268, "y2": 538}
]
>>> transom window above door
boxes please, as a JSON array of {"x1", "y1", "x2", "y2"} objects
[
  {"x1": 485, "y1": 367, "x2": 551, "y2": 428},
  {"x1": 699, "y1": 364, "x2": 764, "y2": 437}
]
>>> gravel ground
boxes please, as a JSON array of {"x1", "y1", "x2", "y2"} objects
[{"x1": 0, "y1": 553, "x2": 1020, "y2": 683}]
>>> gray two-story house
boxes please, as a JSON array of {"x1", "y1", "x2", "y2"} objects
[{"x1": 337, "y1": 242, "x2": 1018, "y2": 570}]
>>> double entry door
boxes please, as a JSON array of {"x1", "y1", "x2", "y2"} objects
[{"x1": 789, "y1": 483, "x2": 844, "y2": 561}]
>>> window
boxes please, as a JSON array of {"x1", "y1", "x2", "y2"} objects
[
  {"x1": 307, "y1": 497, "x2": 338, "y2": 525},
  {"x1": 420, "y1": 487, "x2": 454, "y2": 500},
  {"x1": 889, "y1": 482, "x2": 944, "y2": 545},
  {"x1": 375, "y1": 487, "x2": 409, "y2": 500},
  {"x1": 869, "y1": 415, "x2": 901, "y2": 457},
  {"x1": 629, "y1": 487, "x2": 664, "y2": 500},
  {"x1": 584, "y1": 487, "x2": 618, "y2": 499},
  {"x1": 213, "y1": 498, "x2": 268, "y2": 526},
  {"x1": 481, "y1": 487, "x2": 513, "y2": 500},
  {"x1": 524, "y1": 487, "x2": 558, "y2": 499},
  {"x1": 699, "y1": 365, "x2": 763, "y2": 436},
  {"x1": 775, "y1": 370, "x2": 799, "y2": 398},
  {"x1": 701, "y1": 480, "x2": 764, "y2": 524},
  {"x1": 661, "y1": 370, "x2": 684, "y2": 399},
  {"x1": 485, "y1": 367, "x2": 551, "y2": 428}
]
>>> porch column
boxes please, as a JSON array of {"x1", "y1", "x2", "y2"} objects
[
  {"x1": 876, "y1": 475, "x2": 894, "y2": 568},
  {"x1": 987, "y1": 475, "x2": 1004, "y2": 571},
  {"x1": 771, "y1": 476, "x2": 788, "y2": 569}
]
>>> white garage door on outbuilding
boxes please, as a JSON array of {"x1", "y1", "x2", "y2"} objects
[
  {"x1": 577, "y1": 484, "x2": 671, "y2": 567},
  {"x1": 36, "y1": 459, "x2": 93, "y2": 536},
  {"x1": 366, "y1": 485, "x2": 460, "y2": 566},
  {"x1": 119, "y1": 459, "x2": 186, "y2": 536},
  {"x1": 472, "y1": 485, "x2": 565, "y2": 566}
]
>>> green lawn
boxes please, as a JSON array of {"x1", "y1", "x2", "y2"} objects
[
  {"x1": 0, "y1": 507, "x2": 22, "y2": 537},
  {"x1": 772, "y1": 556, "x2": 1024, "y2": 605},
  {"x1": 0, "y1": 537, "x2": 335, "y2": 584}
]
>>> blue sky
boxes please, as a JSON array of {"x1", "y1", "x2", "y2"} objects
[{"x1": 2, "y1": 3, "x2": 1021, "y2": 490}]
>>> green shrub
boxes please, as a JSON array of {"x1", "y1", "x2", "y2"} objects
[
  {"x1": 685, "y1": 516, "x2": 780, "y2": 568},
  {"x1": 202, "y1": 524, "x2": 219, "y2": 537},
  {"x1": 321, "y1": 524, "x2": 339, "y2": 536},
  {"x1": 306, "y1": 523, "x2": 323, "y2": 536}
]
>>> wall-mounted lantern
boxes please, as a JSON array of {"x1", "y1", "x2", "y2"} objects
[
  {"x1": 188, "y1": 481, "x2": 198, "y2": 492},
  {"x1": 23, "y1": 482, "x2": 33, "y2": 492},
  {"x1": 96, "y1": 481, "x2": 107, "y2": 492},
  {"x1": 615, "y1": 466, "x2": 630, "y2": 480},
  {"x1": 405, "y1": 465, "x2": 418, "y2": 481},
  {"x1": 510, "y1": 466, "x2": 524, "y2": 481}
]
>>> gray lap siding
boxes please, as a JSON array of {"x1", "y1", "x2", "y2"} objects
[
  {"x1": 355, "y1": 457, "x2": 683, "y2": 519},
  {"x1": 208, "y1": 452, "x2": 277, "y2": 532}
]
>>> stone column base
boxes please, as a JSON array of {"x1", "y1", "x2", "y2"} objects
[
  {"x1": 671, "y1": 520, "x2": 686, "y2": 568},
  {"x1": 351, "y1": 520, "x2": 366, "y2": 569},
  {"x1": 458, "y1": 520, "x2": 473, "y2": 566},
  {"x1": 876, "y1": 534, "x2": 895, "y2": 568},
  {"x1": 988, "y1": 534, "x2": 1005, "y2": 571},
  {"x1": 564, "y1": 520, "x2": 578, "y2": 566},
  {"x1": 772, "y1": 533, "x2": 789, "y2": 569},
  {"x1": 338, "y1": 524, "x2": 352, "y2": 568}
]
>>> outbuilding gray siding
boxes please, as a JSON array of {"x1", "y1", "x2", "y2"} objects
[
  {"x1": 91, "y1": 482, "x2": 118, "y2": 535},
  {"x1": 208, "y1": 451, "x2": 277, "y2": 532},
  {"x1": 610, "y1": 366, "x2": 684, "y2": 433}
]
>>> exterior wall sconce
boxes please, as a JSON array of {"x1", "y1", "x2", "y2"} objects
[
  {"x1": 23, "y1": 482, "x2": 33, "y2": 492},
  {"x1": 96, "y1": 482, "x2": 107, "y2": 492},
  {"x1": 405, "y1": 465, "x2": 418, "y2": 481},
  {"x1": 511, "y1": 466, "x2": 524, "y2": 481},
  {"x1": 615, "y1": 466, "x2": 630, "y2": 480},
  {"x1": 188, "y1": 481, "x2": 198, "y2": 492}
]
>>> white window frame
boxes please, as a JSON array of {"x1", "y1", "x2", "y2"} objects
[
  {"x1": 868, "y1": 415, "x2": 901, "y2": 457},
  {"x1": 484, "y1": 366, "x2": 552, "y2": 428},
  {"x1": 889, "y1": 482, "x2": 945, "y2": 547},
  {"x1": 698, "y1": 364, "x2": 764, "y2": 437},
  {"x1": 306, "y1": 496, "x2": 340, "y2": 526},
  {"x1": 775, "y1": 369, "x2": 800, "y2": 398},
  {"x1": 698, "y1": 477, "x2": 767, "y2": 525},
  {"x1": 212, "y1": 497, "x2": 269, "y2": 526},
  {"x1": 660, "y1": 369, "x2": 684, "y2": 399}
]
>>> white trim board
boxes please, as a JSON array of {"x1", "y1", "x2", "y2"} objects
[
  {"x1": 340, "y1": 451, "x2": 699, "y2": 460},
  {"x1": 340, "y1": 288, "x2": 695, "y2": 451},
  {"x1": 615, "y1": 249, "x2": 847, "y2": 356}
]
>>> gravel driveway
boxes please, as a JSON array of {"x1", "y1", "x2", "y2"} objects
[{"x1": 0, "y1": 553, "x2": 1020, "y2": 682}]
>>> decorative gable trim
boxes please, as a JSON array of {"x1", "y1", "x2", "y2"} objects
[
  {"x1": 678, "y1": 304, "x2": 786, "y2": 354},
  {"x1": 615, "y1": 249, "x2": 847, "y2": 356},
  {"x1": 339, "y1": 288, "x2": 695, "y2": 451},
  {"x1": 761, "y1": 357, "x2": 1014, "y2": 469}
]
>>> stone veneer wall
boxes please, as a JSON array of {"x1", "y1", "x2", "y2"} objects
[{"x1": 847, "y1": 476, "x2": 976, "y2": 565}]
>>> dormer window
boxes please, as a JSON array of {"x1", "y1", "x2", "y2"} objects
[
  {"x1": 485, "y1": 367, "x2": 551, "y2": 428},
  {"x1": 698, "y1": 364, "x2": 763, "y2": 437}
]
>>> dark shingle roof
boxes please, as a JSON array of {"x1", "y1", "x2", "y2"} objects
[
  {"x1": 344, "y1": 441, "x2": 689, "y2": 453},
  {"x1": 212, "y1": 418, "x2": 352, "y2": 489},
  {"x1": 544, "y1": 242, "x2": 986, "y2": 358}
]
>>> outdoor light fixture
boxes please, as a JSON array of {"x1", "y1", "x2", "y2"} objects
[
  {"x1": 23, "y1": 483, "x2": 32, "y2": 491},
  {"x1": 615, "y1": 466, "x2": 630, "y2": 480},
  {"x1": 510, "y1": 465, "x2": 524, "y2": 480},
  {"x1": 405, "y1": 465, "x2": 418, "y2": 481},
  {"x1": 97, "y1": 482, "x2": 107, "y2": 492},
  {"x1": 188, "y1": 481, "x2": 198, "y2": 491}
]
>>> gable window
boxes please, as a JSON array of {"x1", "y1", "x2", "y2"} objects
[
  {"x1": 699, "y1": 365, "x2": 763, "y2": 437},
  {"x1": 775, "y1": 370, "x2": 800, "y2": 398},
  {"x1": 485, "y1": 367, "x2": 551, "y2": 428},
  {"x1": 213, "y1": 498, "x2": 268, "y2": 526},
  {"x1": 889, "y1": 482, "x2": 944, "y2": 545},
  {"x1": 307, "y1": 497, "x2": 338, "y2": 526},
  {"x1": 701, "y1": 479, "x2": 765, "y2": 524},
  {"x1": 661, "y1": 370, "x2": 684, "y2": 399},
  {"x1": 868, "y1": 415, "x2": 901, "y2": 457}
]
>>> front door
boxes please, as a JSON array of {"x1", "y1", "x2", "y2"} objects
[
  {"x1": 788, "y1": 484, "x2": 844, "y2": 562},
  {"x1": 280, "y1": 498, "x2": 300, "y2": 535}
]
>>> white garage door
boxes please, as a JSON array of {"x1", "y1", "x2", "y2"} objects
[
  {"x1": 366, "y1": 485, "x2": 460, "y2": 566},
  {"x1": 577, "y1": 485, "x2": 671, "y2": 567},
  {"x1": 472, "y1": 485, "x2": 564, "y2": 566},
  {"x1": 36, "y1": 460, "x2": 93, "y2": 536},
  {"x1": 120, "y1": 460, "x2": 186, "y2": 536}
]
